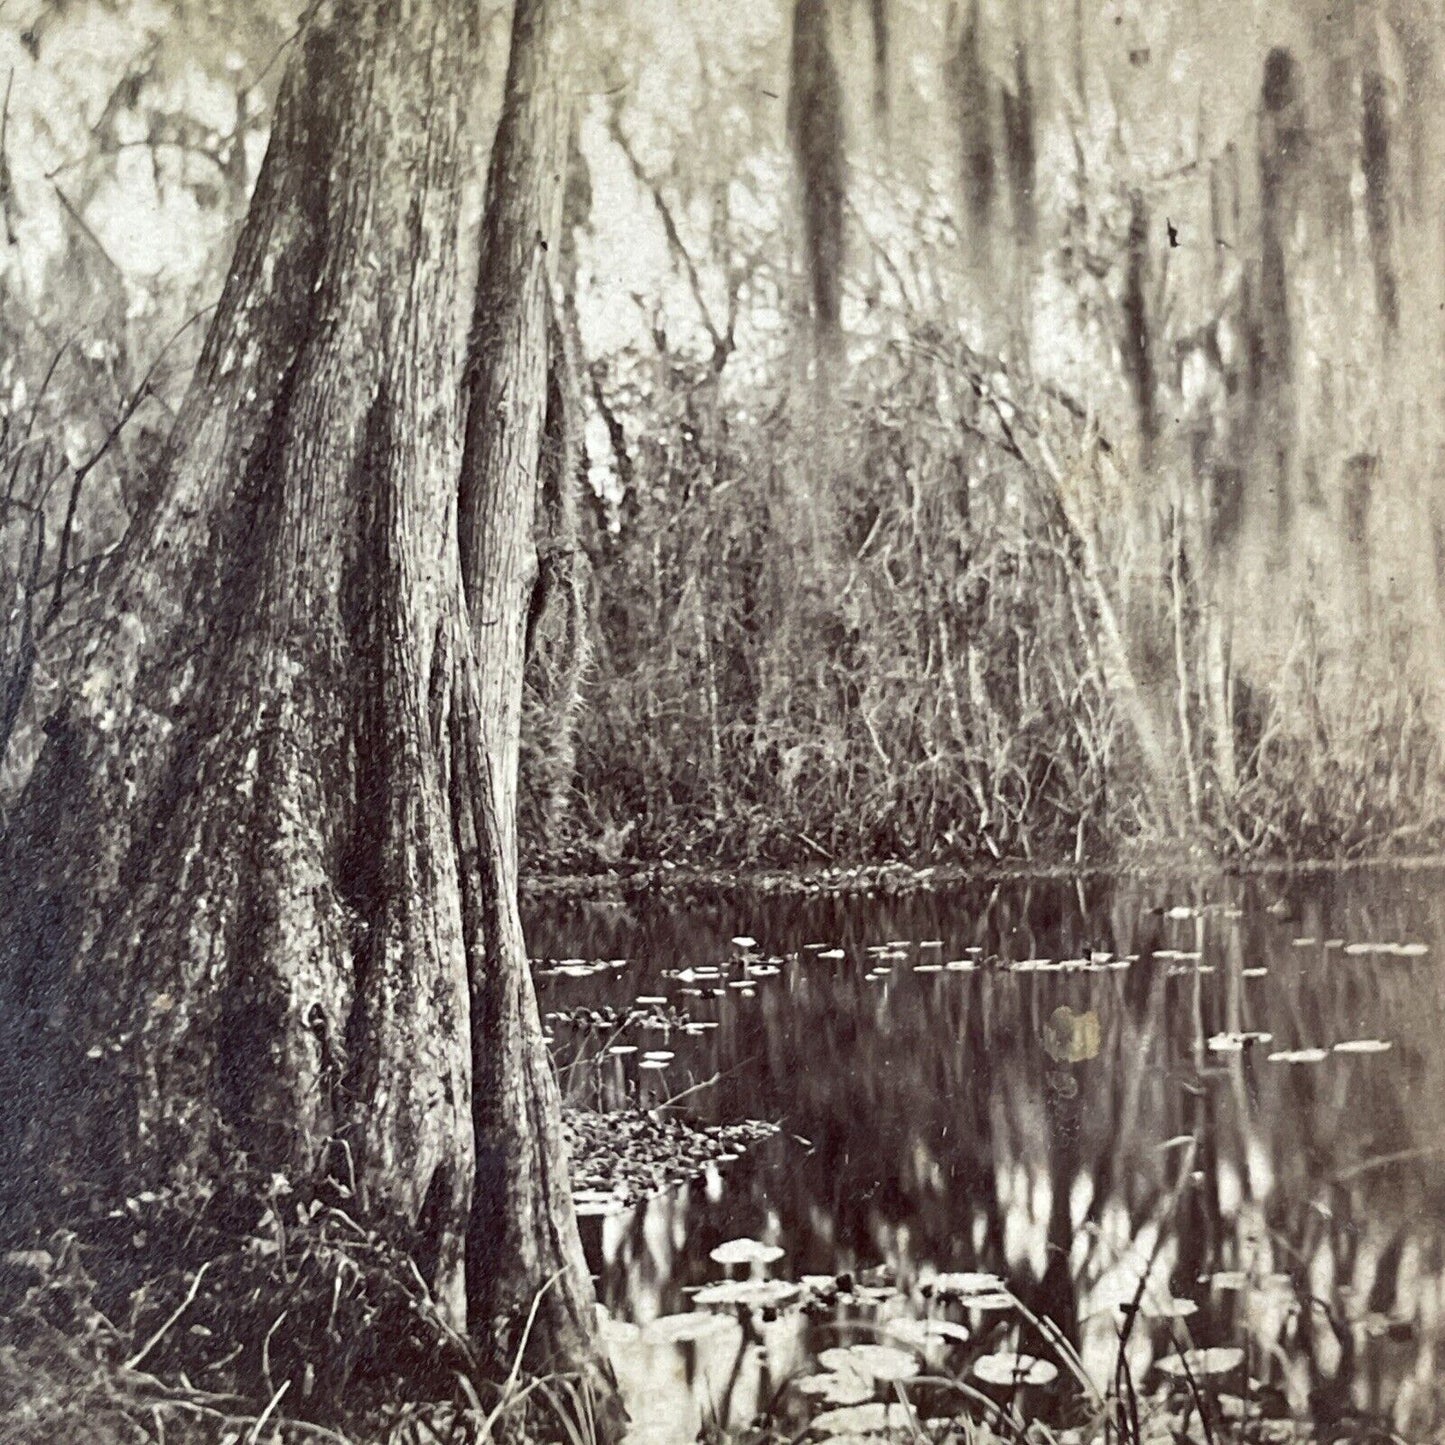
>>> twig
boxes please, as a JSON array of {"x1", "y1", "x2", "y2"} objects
[
  {"x1": 40, "y1": 301, "x2": 211, "y2": 629},
  {"x1": 1332, "y1": 1145, "x2": 1444, "y2": 1183},
  {"x1": 0, "y1": 67, "x2": 17, "y2": 245},
  {"x1": 478, "y1": 1269, "x2": 563, "y2": 1439},
  {"x1": 124, "y1": 1261, "x2": 211, "y2": 1372},
  {"x1": 607, "y1": 118, "x2": 731, "y2": 365},
  {"x1": 655, "y1": 1071, "x2": 720, "y2": 1108},
  {"x1": 51, "y1": 183, "x2": 124, "y2": 276},
  {"x1": 260, "y1": 1308, "x2": 288, "y2": 1397},
  {"x1": 245, "y1": 1380, "x2": 290, "y2": 1445}
]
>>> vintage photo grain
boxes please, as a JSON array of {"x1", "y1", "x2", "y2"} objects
[{"x1": 0, "y1": 1, "x2": 1441, "y2": 1441}]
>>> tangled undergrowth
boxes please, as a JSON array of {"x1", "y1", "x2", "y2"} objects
[{"x1": 0, "y1": 1196, "x2": 603, "y2": 1445}]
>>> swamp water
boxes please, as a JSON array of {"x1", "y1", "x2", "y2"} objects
[{"x1": 524, "y1": 867, "x2": 1445, "y2": 1443}]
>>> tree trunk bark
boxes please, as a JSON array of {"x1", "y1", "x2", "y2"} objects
[
  {"x1": 458, "y1": 0, "x2": 618, "y2": 1410},
  {"x1": 0, "y1": 0, "x2": 618, "y2": 1419}
]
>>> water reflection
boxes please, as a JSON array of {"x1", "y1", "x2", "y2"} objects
[{"x1": 525, "y1": 868, "x2": 1445, "y2": 1441}]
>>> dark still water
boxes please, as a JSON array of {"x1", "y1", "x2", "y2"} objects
[{"x1": 524, "y1": 868, "x2": 1445, "y2": 1443}]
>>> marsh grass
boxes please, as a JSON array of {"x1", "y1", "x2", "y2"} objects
[
  {"x1": 527, "y1": 328, "x2": 1445, "y2": 876},
  {"x1": 0, "y1": 1204, "x2": 609, "y2": 1445}
]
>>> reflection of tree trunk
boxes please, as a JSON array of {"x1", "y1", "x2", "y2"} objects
[{"x1": 1039, "y1": 1084, "x2": 1080, "y2": 1346}]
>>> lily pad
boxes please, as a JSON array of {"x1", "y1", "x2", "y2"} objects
[
  {"x1": 1207, "y1": 1031, "x2": 1273, "y2": 1053},
  {"x1": 1332, "y1": 1039, "x2": 1392, "y2": 1054},
  {"x1": 693, "y1": 1278, "x2": 800, "y2": 1309},
  {"x1": 1156, "y1": 1346, "x2": 1245, "y2": 1378},
  {"x1": 972, "y1": 1352, "x2": 1059, "y2": 1386},
  {"x1": 810, "y1": 1402, "x2": 913, "y2": 1435},
  {"x1": 791, "y1": 1369, "x2": 875, "y2": 1405},
  {"x1": 883, "y1": 1317, "x2": 971, "y2": 1347},
  {"x1": 817, "y1": 1343, "x2": 920, "y2": 1382},
  {"x1": 1267, "y1": 1048, "x2": 1329, "y2": 1064},
  {"x1": 710, "y1": 1237, "x2": 784, "y2": 1268},
  {"x1": 929, "y1": 1271, "x2": 1006, "y2": 1298},
  {"x1": 571, "y1": 1190, "x2": 626, "y2": 1217}
]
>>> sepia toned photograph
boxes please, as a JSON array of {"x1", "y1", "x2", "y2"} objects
[{"x1": 0, "y1": 0, "x2": 1441, "y2": 1441}]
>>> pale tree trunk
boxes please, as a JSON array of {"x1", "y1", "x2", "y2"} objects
[
  {"x1": 458, "y1": 0, "x2": 615, "y2": 1403},
  {"x1": 0, "y1": 0, "x2": 618, "y2": 1420}
]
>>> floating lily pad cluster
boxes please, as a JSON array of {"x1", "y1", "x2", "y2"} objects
[
  {"x1": 563, "y1": 1108, "x2": 778, "y2": 1216},
  {"x1": 545, "y1": 1000, "x2": 693, "y2": 1033},
  {"x1": 625, "y1": 1238, "x2": 1314, "y2": 1443},
  {"x1": 640, "y1": 1249, "x2": 1084, "y2": 1437},
  {"x1": 1290, "y1": 938, "x2": 1429, "y2": 957}
]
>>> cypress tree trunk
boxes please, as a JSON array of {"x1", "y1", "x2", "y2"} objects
[
  {"x1": 1001, "y1": 42, "x2": 1037, "y2": 250},
  {"x1": 1122, "y1": 189, "x2": 1157, "y2": 465},
  {"x1": 0, "y1": 0, "x2": 619, "y2": 1418},
  {"x1": 947, "y1": 0, "x2": 995, "y2": 270},
  {"x1": 1361, "y1": 68, "x2": 1400, "y2": 338},
  {"x1": 458, "y1": 0, "x2": 614, "y2": 1402},
  {"x1": 787, "y1": 0, "x2": 846, "y2": 353},
  {"x1": 1255, "y1": 46, "x2": 1305, "y2": 535}
]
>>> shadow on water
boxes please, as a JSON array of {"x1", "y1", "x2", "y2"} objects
[{"x1": 524, "y1": 868, "x2": 1445, "y2": 1442}]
